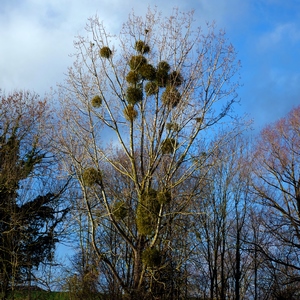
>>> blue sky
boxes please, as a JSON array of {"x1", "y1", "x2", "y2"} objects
[{"x1": 0, "y1": 0, "x2": 300, "y2": 131}]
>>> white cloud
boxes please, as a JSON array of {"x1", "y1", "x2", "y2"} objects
[
  {"x1": 258, "y1": 22, "x2": 300, "y2": 51},
  {"x1": 0, "y1": 0, "x2": 99, "y2": 93},
  {"x1": 0, "y1": 0, "x2": 196, "y2": 94},
  {"x1": 0, "y1": 0, "x2": 298, "y2": 136},
  {"x1": 196, "y1": 0, "x2": 251, "y2": 28}
]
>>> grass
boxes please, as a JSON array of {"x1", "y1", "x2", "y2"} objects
[{"x1": 3, "y1": 291, "x2": 69, "y2": 300}]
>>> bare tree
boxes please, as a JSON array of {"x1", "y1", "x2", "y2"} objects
[
  {"x1": 190, "y1": 132, "x2": 253, "y2": 300},
  {"x1": 57, "y1": 8, "x2": 240, "y2": 299},
  {"x1": 250, "y1": 105, "x2": 300, "y2": 297}
]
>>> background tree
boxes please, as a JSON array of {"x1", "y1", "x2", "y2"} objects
[
  {"x1": 57, "y1": 8, "x2": 240, "y2": 299},
  {"x1": 250, "y1": 105, "x2": 300, "y2": 297},
  {"x1": 0, "y1": 90, "x2": 68, "y2": 299},
  {"x1": 190, "y1": 132, "x2": 252, "y2": 300}
]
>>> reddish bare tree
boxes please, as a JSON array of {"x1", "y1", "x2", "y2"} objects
[{"x1": 250, "y1": 105, "x2": 300, "y2": 293}]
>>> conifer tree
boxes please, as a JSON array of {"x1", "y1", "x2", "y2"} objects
[{"x1": 0, "y1": 91, "x2": 67, "y2": 299}]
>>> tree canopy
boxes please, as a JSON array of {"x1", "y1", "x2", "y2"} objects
[
  {"x1": 0, "y1": 90, "x2": 68, "y2": 299},
  {"x1": 57, "y1": 8, "x2": 240, "y2": 299},
  {"x1": 1, "y1": 7, "x2": 300, "y2": 300}
]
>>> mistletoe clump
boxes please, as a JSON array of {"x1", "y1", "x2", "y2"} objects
[
  {"x1": 136, "y1": 189, "x2": 160, "y2": 236},
  {"x1": 157, "y1": 190, "x2": 172, "y2": 204},
  {"x1": 126, "y1": 87, "x2": 143, "y2": 105},
  {"x1": 135, "y1": 40, "x2": 150, "y2": 54},
  {"x1": 139, "y1": 64, "x2": 156, "y2": 81},
  {"x1": 157, "y1": 61, "x2": 170, "y2": 72},
  {"x1": 161, "y1": 86, "x2": 181, "y2": 108},
  {"x1": 99, "y1": 46, "x2": 112, "y2": 59},
  {"x1": 142, "y1": 248, "x2": 161, "y2": 268},
  {"x1": 113, "y1": 201, "x2": 127, "y2": 220},
  {"x1": 168, "y1": 71, "x2": 184, "y2": 87},
  {"x1": 156, "y1": 61, "x2": 170, "y2": 87},
  {"x1": 166, "y1": 122, "x2": 179, "y2": 132},
  {"x1": 145, "y1": 81, "x2": 159, "y2": 96},
  {"x1": 129, "y1": 55, "x2": 147, "y2": 71},
  {"x1": 123, "y1": 105, "x2": 138, "y2": 121},
  {"x1": 126, "y1": 71, "x2": 141, "y2": 84},
  {"x1": 82, "y1": 167, "x2": 102, "y2": 187},
  {"x1": 91, "y1": 95, "x2": 102, "y2": 108},
  {"x1": 161, "y1": 138, "x2": 178, "y2": 154}
]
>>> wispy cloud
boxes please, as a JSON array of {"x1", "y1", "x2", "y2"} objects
[
  {"x1": 0, "y1": 0, "x2": 299, "y2": 131},
  {"x1": 258, "y1": 22, "x2": 300, "y2": 51},
  {"x1": 0, "y1": 0, "x2": 99, "y2": 92}
]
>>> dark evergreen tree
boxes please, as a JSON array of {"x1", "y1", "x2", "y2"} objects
[{"x1": 0, "y1": 90, "x2": 68, "y2": 300}]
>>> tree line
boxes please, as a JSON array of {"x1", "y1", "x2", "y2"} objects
[{"x1": 1, "y1": 8, "x2": 300, "y2": 300}]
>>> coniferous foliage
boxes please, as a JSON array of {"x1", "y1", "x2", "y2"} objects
[{"x1": 0, "y1": 90, "x2": 68, "y2": 299}]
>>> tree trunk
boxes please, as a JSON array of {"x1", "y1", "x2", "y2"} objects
[
  {"x1": 235, "y1": 229, "x2": 241, "y2": 300},
  {"x1": 132, "y1": 235, "x2": 145, "y2": 298}
]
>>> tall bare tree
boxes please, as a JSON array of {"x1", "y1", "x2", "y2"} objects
[
  {"x1": 190, "y1": 132, "x2": 252, "y2": 300},
  {"x1": 57, "y1": 8, "x2": 240, "y2": 299},
  {"x1": 250, "y1": 105, "x2": 300, "y2": 298}
]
